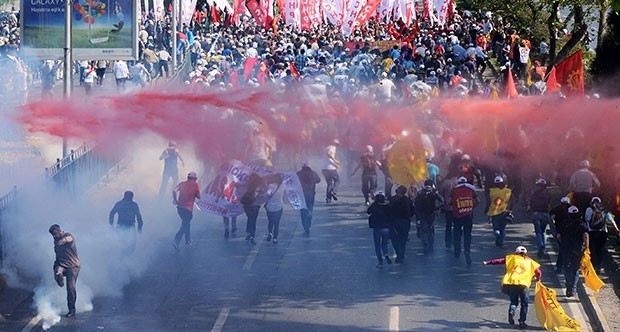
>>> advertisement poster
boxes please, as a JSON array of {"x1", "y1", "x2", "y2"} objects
[{"x1": 21, "y1": 0, "x2": 138, "y2": 60}]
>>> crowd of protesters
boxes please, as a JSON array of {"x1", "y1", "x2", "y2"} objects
[{"x1": 0, "y1": 3, "x2": 568, "y2": 101}]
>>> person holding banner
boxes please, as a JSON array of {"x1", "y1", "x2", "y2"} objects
[
  {"x1": 556, "y1": 205, "x2": 589, "y2": 297},
  {"x1": 297, "y1": 161, "x2": 321, "y2": 236},
  {"x1": 483, "y1": 246, "x2": 542, "y2": 329}
]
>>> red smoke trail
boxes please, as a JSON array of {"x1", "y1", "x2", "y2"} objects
[{"x1": 17, "y1": 86, "x2": 620, "y2": 199}]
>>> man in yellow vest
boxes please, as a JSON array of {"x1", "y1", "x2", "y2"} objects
[
  {"x1": 483, "y1": 246, "x2": 542, "y2": 329},
  {"x1": 487, "y1": 175, "x2": 513, "y2": 248}
]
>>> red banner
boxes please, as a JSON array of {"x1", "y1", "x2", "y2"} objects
[
  {"x1": 554, "y1": 50, "x2": 584, "y2": 96},
  {"x1": 233, "y1": 0, "x2": 246, "y2": 25},
  {"x1": 352, "y1": 0, "x2": 382, "y2": 31},
  {"x1": 246, "y1": 0, "x2": 267, "y2": 28},
  {"x1": 300, "y1": 0, "x2": 311, "y2": 31}
]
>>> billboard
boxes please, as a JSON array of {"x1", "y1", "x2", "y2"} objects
[{"x1": 21, "y1": 0, "x2": 138, "y2": 60}]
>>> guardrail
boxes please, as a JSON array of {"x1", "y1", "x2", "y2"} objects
[{"x1": 0, "y1": 186, "x2": 17, "y2": 269}]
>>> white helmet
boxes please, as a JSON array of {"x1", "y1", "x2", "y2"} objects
[
  {"x1": 515, "y1": 246, "x2": 527, "y2": 254},
  {"x1": 535, "y1": 178, "x2": 547, "y2": 185},
  {"x1": 494, "y1": 176, "x2": 504, "y2": 183},
  {"x1": 457, "y1": 176, "x2": 468, "y2": 183}
]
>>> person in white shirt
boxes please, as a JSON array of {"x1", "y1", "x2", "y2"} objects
[
  {"x1": 321, "y1": 139, "x2": 341, "y2": 203},
  {"x1": 130, "y1": 60, "x2": 151, "y2": 88},
  {"x1": 375, "y1": 72, "x2": 397, "y2": 103},
  {"x1": 83, "y1": 61, "x2": 98, "y2": 95},
  {"x1": 113, "y1": 60, "x2": 130, "y2": 92},
  {"x1": 157, "y1": 48, "x2": 171, "y2": 78}
]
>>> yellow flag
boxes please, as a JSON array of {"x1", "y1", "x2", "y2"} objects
[
  {"x1": 534, "y1": 281, "x2": 581, "y2": 331},
  {"x1": 387, "y1": 138, "x2": 429, "y2": 186},
  {"x1": 580, "y1": 248, "x2": 605, "y2": 292}
]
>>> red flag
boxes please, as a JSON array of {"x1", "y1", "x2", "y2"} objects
[
  {"x1": 244, "y1": 57, "x2": 258, "y2": 81},
  {"x1": 554, "y1": 50, "x2": 584, "y2": 96},
  {"x1": 289, "y1": 62, "x2": 300, "y2": 80},
  {"x1": 211, "y1": 6, "x2": 222, "y2": 23},
  {"x1": 545, "y1": 66, "x2": 559, "y2": 93},
  {"x1": 232, "y1": 0, "x2": 245, "y2": 25},
  {"x1": 352, "y1": 0, "x2": 382, "y2": 32},
  {"x1": 506, "y1": 66, "x2": 518, "y2": 98},
  {"x1": 246, "y1": 0, "x2": 267, "y2": 27}
]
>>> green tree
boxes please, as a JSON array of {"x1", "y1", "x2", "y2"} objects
[{"x1": 590, "y1": 10, "x2": 620, "y2": 96}]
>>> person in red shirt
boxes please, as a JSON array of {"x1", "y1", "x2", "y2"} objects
[{"x1": 172, "y1": 171, "x2": 201, "y2": 250}]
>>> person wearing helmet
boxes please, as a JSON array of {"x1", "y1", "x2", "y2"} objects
[
  {"x1": 584, "y1": 197, "x2": 620, "y2": 273},
  {"x1": 549, "y1": 196, "x2": 572, "y2": 273},
  {"x1": 556, "y1": 205, "x2": 589, "y2": 297},
  {"x1": 487, "y1": 175, "x2": 513, "y2": 248},
  {"x1": 483, "y1": 245, "x2": 542, "y2": 329},
  {"x1": 367, "y1": 192, "x2": 392, "y2": 268},
  {"x1": 414, "y1": 179, "x2": 445, "y2": 255},
  {"x1": 350, "y1": 145, "x2": 381, "y2": 206},
  {"x1": 568, "y1": 159, "x2": 600, "y2": 215},
  {"x1": 528, "y1": 178, "x2": 551, "y2": 258},
  {"x1": 171, "y1": 171, "x2": 201, "y2": 250},
  {"x1": 456, "y1": 154, "x2": 482, "y2": 188},
  {"x1": 450, "y1": 175, "x2": 479, "y2": 265}
]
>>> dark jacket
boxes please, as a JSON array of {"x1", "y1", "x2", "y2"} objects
[
  {"x1": 529, "y1": 186, "x2": 550, "y2": 212},
  {"x1": 109, "y1": 198, "x2": 143, "y2": 230},
  {"x1": 297, "y1": 166, "x2": 321, "y2": 195},
  {"x1": 389, "y1": 194, "x2": 415, "y2": 220},
  {"x1": 368, "y1": 201, "x2": 391, "y2": 229}
]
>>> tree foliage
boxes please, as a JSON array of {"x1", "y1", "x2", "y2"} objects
[{"x1": 590, "y1": 10, "x2": 620, "y2": 96}]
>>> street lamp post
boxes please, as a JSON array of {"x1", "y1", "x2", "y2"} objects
[{"x1": 63, "y1": 0, "x2": 72, "y2": 157}]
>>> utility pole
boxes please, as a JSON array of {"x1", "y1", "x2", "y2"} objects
[
  {"x1": 62, "y1": 0, "x2": 72, "y2": 157},
  {"x1": 171, "y1": 0, "x2": 178, "y2": 74}
]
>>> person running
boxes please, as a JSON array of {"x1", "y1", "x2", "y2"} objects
[
  {"x1": 159, "y1": 141, "x2": 185, "y2": 199},
  {"x1": 414, "y1": 179, "x2": 444, "y2": 255},
  {"x1": 321, "y1": 139, "x2": 341, "y2": 203},
  {"x1": 240, "y1": 172, "x2": 268, "y2": 245},
  {"x1": 389, "y1": 185, "x2": 414, "y2": 264},
  {"x1": 488, "y1": 175, "x2": 513, "y2": 248},
  {"x1": 439, "y1": 175, "x2": 457, "y2": 249},
  {"x1": 297, "y1": 161, "x2": 321, "y2": 236},
  {"x1": 171, "y1": 171, "x2": 201, "y2": 250},
  {"x1": 549, "y1": 196, "x2": 571, "y2": 273},
  {"x1": 109, "y1": 190, "x2": 144, "y2": 254},
  {"x1": 49, "y1": 224, "x2": 81, "y2": 318},
  {"x1": 450, "y1": 176, "x2": 479, "y2": 266},
  {"x1": 528, "y1": 178, "x2": 551, "y2": 258},
  {"x1": 483, "y1": 246, "x2": 542, "y2": 329},
  {"x1": 557, "y1": 205, "x2": 589, "y2": 297},
  {"x1": 568, "y1": 160, "x2": 600, "y2": 215},
  {"x1": 350, "y1": 145, "x2": 381, "y2": 206},
  {"x1": 585, "y1": 196, "x2": 620, "y2": 273},
  {"x1": 368, "y1": 192, "x2": 392, "y2": 268}
]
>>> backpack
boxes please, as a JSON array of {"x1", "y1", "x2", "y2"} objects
[
  {"x1": 589, "y1": 210, "x2": 605, "y2": 230},
  {"x1": 415, "y1": 188, "x2": 437, "y2": 215}
]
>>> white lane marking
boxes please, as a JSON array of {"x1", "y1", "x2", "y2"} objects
[
  {"x1": 389, "y1": 306, "x2": 399, "y2": 331},
  {"x1": 210, "y1": 308, "x2": 230, "y2": 332},
  {"x1": 242, "y1": 239, "x2": 263, "y2": 271},
  {"x1": 21, "y1": 315, "x2": 41, "y2": 332}
]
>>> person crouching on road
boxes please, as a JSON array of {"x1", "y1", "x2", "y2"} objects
[
  {"x1": 368, "y1": 192, "x2": 392, "y2": 268},
  {"x1": 483, "y1": 246, "x2": 542, "y2": 329}
]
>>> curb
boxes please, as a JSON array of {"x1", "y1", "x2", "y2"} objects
[{"x1": 578, "y1": 282, "x2": 611, "y2": 332}]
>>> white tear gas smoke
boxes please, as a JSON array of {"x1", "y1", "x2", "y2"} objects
[{"x1": 0, "y1": 132, "x2": 202, "y2": 329}]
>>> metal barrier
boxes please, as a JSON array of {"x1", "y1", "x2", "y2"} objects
[{"x1": 0, "y1": 186, "x2": 17, "y2": 269}]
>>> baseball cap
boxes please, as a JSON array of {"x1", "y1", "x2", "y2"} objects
[{"x1": 188, "y1": 171, "x2": 198, "y2": 178}]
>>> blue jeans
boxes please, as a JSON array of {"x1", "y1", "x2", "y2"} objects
[
  {"x1": 300, "y1": 193, "x2": 315, "y2": 233},
  {"x1": 502, "y1": 284, "x2": 529, "y2": 323},
  {"x1": 491, "y1": 211, "x2": 508, "y2": 247},
  {"x1": 244, "y1": 205, "x2": 261, "y2": 238},
  {"x1": 563, "y1": 253, "x2": 581, "y2": 294},
  {"x1": 373, "y1": 228, "x2": 390, "y2": 263},
  {"x1": 266, "y1": 208, "x2": 283, "y2": 238},
  {"x1": 174, "y1": 207, "x2": 193, "y2": 245},
  {"x1": 417, "y1": 214, "x2": 435, "y2": 253},
  {"x1": 321, "y1": 169, "x2": 340, "y2": 200},
  {"x1": 361, "y1": 174, "x2": 377, "y2": 202},
  {"x1": 453, "y1": 216, "x2": 473, "y2": 257},
  {"x1": 443, "y1": 211, "x2": 454, "y2": 248},
  {"x1": 532, "y1": 212, "x2": 550, "y2": 250}
]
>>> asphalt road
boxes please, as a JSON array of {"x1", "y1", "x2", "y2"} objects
[{"x1": 2, "y1": 178, "x2": 594, "y2": 331}]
